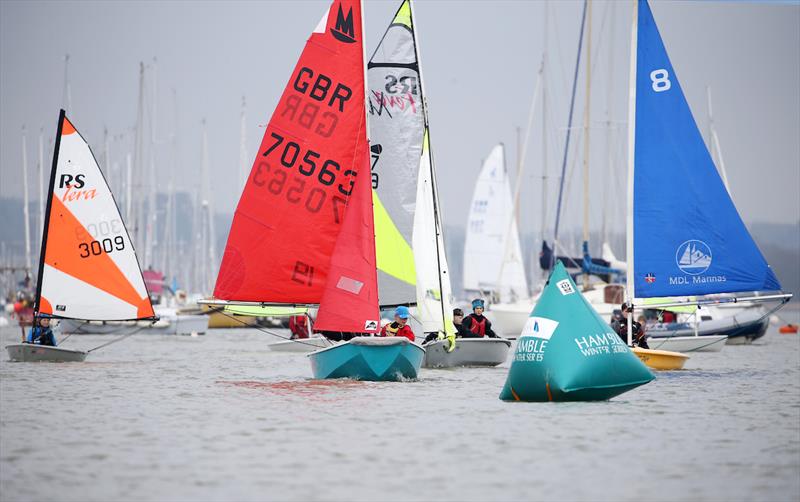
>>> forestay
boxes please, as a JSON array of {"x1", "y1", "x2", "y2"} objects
[
  {"x1": 630, "y1": 0, "x2": 781, "y2": 299},
  {"x1": 36, "y1": 111, "x2": 154, "y2": 321},
  {"x1": 214, "y1": 0, "x2": 369, "y2": 304},
  {"x1": 463, "y1": 144, "x2": 527, "y2": 302}
]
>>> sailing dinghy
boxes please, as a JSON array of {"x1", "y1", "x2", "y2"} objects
[
  {"x1": 500, "y1": 261, "x2": 654, "y2": 402},
  {"x1": 624, "y1": 0, "x2": 791, "y2": 368},
  {"x1": 367, "y1": 0, "x2": 502, "y2": 368},
  {"x1": 207, "y1": 0, "x2": 424, "y2": 380},
  {"x1": 6, "y1": 110, "x2": 156, "y2": 362}
]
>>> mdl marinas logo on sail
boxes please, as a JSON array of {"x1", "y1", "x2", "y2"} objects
[
  {"x1": 664, "y1": 239, "x2": 726, "y2": 286},
  {"x1": 515, "y1": 316, "x2": 557, "y2": 363}
]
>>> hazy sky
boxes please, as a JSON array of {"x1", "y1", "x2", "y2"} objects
[{"x1": 1, "y1": 0, "x2": 798, "y2": 249}]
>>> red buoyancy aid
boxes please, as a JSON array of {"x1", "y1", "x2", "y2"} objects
[
  {"x1": 468, "y1": 315, "x2": 487, "y2": 337},
  {"x1": 381, "y1": 322, "x2": 415, "y2": 342}
]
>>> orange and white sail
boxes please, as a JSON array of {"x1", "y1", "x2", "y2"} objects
[{"x1": 35, "y1": 110, "x2": 154, "y2": 321}]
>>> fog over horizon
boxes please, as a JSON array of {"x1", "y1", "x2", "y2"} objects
[{"x1": 1, "y1": 1, "x2": 798, "y2": 294}]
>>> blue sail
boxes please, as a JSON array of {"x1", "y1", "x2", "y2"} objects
[{"x1": 632, "y1": 0, "x2": 781, "y2": 298}]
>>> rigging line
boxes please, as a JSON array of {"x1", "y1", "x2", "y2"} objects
[
  {"x1": 215, "y1": 309, "x2": 328, "y2": 348},
  {"x1": 645, "y1": 334, "x2": 721, "y2": 352},
  {"x1": 496, "y1": 57, "x2": 544, "y2": 299},
  {"x1": 86, "y1": 323, "x2": 153, "y2": 353}
]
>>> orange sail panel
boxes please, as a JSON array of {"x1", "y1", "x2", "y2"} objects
[
  {"x1": 314, "y1": 133, "x2": 379, "y2": 333},
  {"x1": 38, "y1": 113, "x2": 154, "y2": 320},
  {"x1": 214, "y1": 0, "x2": 368, "y2": 303}
]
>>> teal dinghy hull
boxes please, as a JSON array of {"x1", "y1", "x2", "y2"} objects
[{"x1": 308, "y1": 337, "x2": 425, "y2": 381}]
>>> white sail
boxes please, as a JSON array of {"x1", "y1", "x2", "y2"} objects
[
  {"x1": 412, "y1": 131, "x2": 454, "y2": 335},
  {"x1": 37, "y1": 112, "x2": 154, "y2": 321},
  {"x1": 463, "y1": 144, "x2": 527, "y2": 302}
]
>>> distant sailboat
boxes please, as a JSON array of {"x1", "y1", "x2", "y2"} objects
[
  {"x1": 6, "y1": 110, "x2": 156, "y2": 362},
  {"x1": 463, "y1": 144, "x2": 528, "y2": 304},
  {"x1": 624, "y1": 0, "x2": 791, "y2": 364}
]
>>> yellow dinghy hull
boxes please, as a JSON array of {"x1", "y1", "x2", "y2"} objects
[{"x1": 632, "y1": 347, "x2": 689, "y2": 371}]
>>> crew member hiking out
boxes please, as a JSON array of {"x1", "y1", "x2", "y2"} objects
[
  {"x1": 380, "y1": 306, "x2": 415, "y2": 342},
  {"x1": 460, "y1": 299, "x2": 500, "y2": 338}
]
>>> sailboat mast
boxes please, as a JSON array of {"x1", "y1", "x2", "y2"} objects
[
  {"x1": 239, "y1": 96, "x2": 248, "y2": 191},
  {"x1": 62, "y1": 55, "x2": 71, "y2": 115},
  {"x1": 498, "y1": 60, "x2": 542, "y2": 299},
  {"x1": 540, "y1": 0, "x2": 549, "y2": 244},
  {"x1": 553, "y1": 0, "x2": 588, "y2": 267},
  {"x1": 34, "y1": 110, "x2": 65, "y2": 315},
  {"x1": 21, "y1": 127, "x2": 32, "y2": 273},
  {"x1": 625, "y1": 0, "x2": 639, "y2": 347},
  {"x1": 38, "y1": 129, "x2": 45, "y2": 241},
  {"x1": 582, "y1": 0, "x2": 593, "y2": 290},
  {"x1": 133, "y1": 62, "x2": 145, "y2": 257},
  {"x1": 602, "y1": 1, "x2": 616, "y2": 247},
  {"x1": 408, "y1": 0, "x2": 448, "y2": 331}
]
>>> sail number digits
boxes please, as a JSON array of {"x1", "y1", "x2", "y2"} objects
[
  {"x1": 78, "y1": 236, "x2": 125, "y2": 258},
  {"x1": 255, "y1": 132, "x2": 354, "y2": 224}
]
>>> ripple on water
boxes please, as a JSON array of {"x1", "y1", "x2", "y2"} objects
[{"x1": 1, "y1": 324, "x2": 799, "y2": 502}]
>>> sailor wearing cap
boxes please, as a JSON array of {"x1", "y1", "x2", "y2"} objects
[{"x1": 380, "y1": 305, "x2": 416, "y2": 342}]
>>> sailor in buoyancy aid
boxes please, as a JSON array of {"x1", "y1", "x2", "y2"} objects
[
  {"x1": 380, "y1": 306, "x2": 416, "y2": 342},
  {"x1": 25, "y1": 317, "x2": 57, "y2": 346},
  {"x1": 459, "y1": 299, "x2": 499, "y2": 338}
]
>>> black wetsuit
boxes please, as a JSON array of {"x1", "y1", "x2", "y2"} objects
[{"x1": 612, "y1": 318, "x2": 649, "y2": 349}]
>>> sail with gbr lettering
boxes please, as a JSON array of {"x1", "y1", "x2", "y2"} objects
[
  {"x1": 214, "y1": 0, "x2": 368, "y2": 305},
  {"x1": 35, "y1": 110, "x2": 154, "y2": 321}
]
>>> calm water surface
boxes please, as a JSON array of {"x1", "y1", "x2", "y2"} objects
[{"x1": 1, "y1": 308, "x2": 799, "y2": 502}]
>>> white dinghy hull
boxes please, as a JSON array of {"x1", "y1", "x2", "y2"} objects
[
  {"x1": 6, "y1": 344, "x2": 87, "y2": 362},
  {"x1": 645, "y1": 334, "x2": 727, "y2": 353},
  {"x1": 423, "y1": 337, "x2": 511, "y2": 368}
]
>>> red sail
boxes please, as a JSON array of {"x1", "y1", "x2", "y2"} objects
[
  {"x1": 214, "y1": 0, "x2": 367, "y2": 303},
  {"x1": 314, "y1": 132, "x2": 380, "y2": 333}
]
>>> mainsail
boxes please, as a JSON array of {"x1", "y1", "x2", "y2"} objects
[
  {"x1": 35, "y1": 110, "x2": 154, "y2": 321},
  {"x1": 628, "y1": 0, "x2": 781, "y2": 299},
  {"x1": 463, "y1": 144, "x2": 527, "y2": 301},
  {"x1": 369, "y1": 0, "x2": 453, "y2": 334},
  {"x1": 214, "y1": 0, "x2": 369, "y2": 304}
]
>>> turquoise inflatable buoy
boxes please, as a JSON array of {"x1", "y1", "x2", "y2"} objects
[{"x1": 500, "y1": 261, "x2": 654, "y2": 402}]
